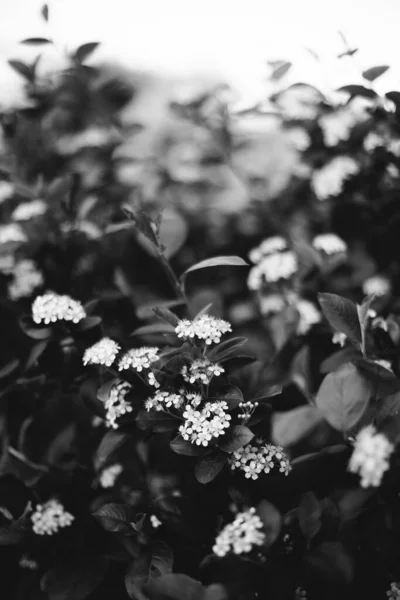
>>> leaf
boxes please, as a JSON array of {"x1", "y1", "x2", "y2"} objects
[
  {"x1": 219, "y1": 385, "x2": 243, "y2": 409},
  {"x1": 76, "y1": 316, "x2": 102, "y2": 331},
  {"x1": 8, "y1": 60, "x2": 33, "y2": 81},
  {"x1": 45, "y1": 424, "x2": 76, "y2": 466},
  {"x1": 207, "y1": 337, "x2": 248, "y2": 361},
  {"x1": 131, "y1": 323, "x2": 176, "y2": 337},
  {"x1": 94, "y1": 430, "x2": 129, "y2": 471},
  {"x1": 153, "y1": 307, "x2": 180, "y2": 327},
  {"x1": 136, "y1": 410, "x2": 178, "y2": 433},
  {"x1": 337, "y1": 85, "x2": 378, "y2": 99},
  {"x1": 219, "y1": 426, "x2": 254, "y2": 453},
  {"x1": 376, "y1": 392, "x2": 400, "y2": 425},
  {"x1": 0, "y1": 527, "x2": 24, "y2": 545},
  {"x1": 92, "y1": 503, "x2": 135, "y2": 533},
  {"x1": 74, "y1": 42, "x2": 100, "y2": 63},
  {"x1": 41, "y1": 556, "x2": 108, "y2": 600},
  {"x1": 180, "y1": 256, "x2": 248, "y2": 283},
  {"x1": 320, "y1": 347, "x2": 360, "y2": 374},
  {"x1": 20, "y1": 37, "x2": 52, "y2": 45},
  {"x1": 305, "y1": 542, "x2": 354, "y2": 584},
  {"x1": 25, "y1": 341, "x2": 48, "y2": 369},
  {"x1": 362, "y1": 65, "x2": 389, "y2": 81},
  {"x1": 256, "y1": 500, "x2": 281, "y2": 548},
  {"x1": 298, "y1": 492, "x2": 321, "y2": 539},
  {"x1": 337, "y1": 487, "x2": 373, "y2": 522},
  {"x1": 272, "y1": 406, "x2": 322, "y2": 447},
  {"x1": 315, "y1": 363, "x2": 371, "y2": 433},
  {"x1": 136, "y1": 299, "x2": 185, "y2": 321},
  {"x1": 41, "y1": 4, "x2": 49, "y2": 21},
  {"x1": 143, "y1": 574, "x2": 203, "y2": 600},
  {"x1": 170, "y1": 435, "x2": 210, "y2": 456},
  {"x1": 195, "y1": 452, "x2": 227, "y2": 484},
  {"x1": 357, "y1": 295, "x2": 375, "y2": 355},
  {"x1": 353, "y1": 358, "x2": 400, "y2": 398},
  {"x1": 125, "y1": 542, "x2": 174, "y2": 599},
  {"x1": 271, "y1": 62, "x2": 292, "y2": 81},
  {"x1": 0, "y1": 359, "x2": 19, "y2": 379},
  {"x1": 20, "y1": 316, "x2": 52, "y2": 340},
  {"x1": 318, "y1": 293, "x2": 361, "y2": 349}
]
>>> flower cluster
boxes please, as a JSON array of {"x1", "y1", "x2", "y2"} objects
[
  {"x1": 259, "y1": 293, "x2": 286, "y2": 315},
  {"x1": 83, "y1": 337, "x2": 120, "y2": 367},
  {"x1": 348, "y1": 425, "x2": 394, "y2": 488},
  {"x1": 332, "y1": 331, "x2": 347, "y2": 347},
  {"x1": 362, "y1": 275, "x2": 391, "y2": 297},
  {"x1": 387, "y1": 582, "x2": 400, "y2": 600},
  {"x1": 295, "y1": 299, "x2": 321, "y2": 335},
  {"x1": 99, "y1": 463, "x2": 123, "y2": 488},
  {"x1": 19, "y1": 555, "x2": 39, "y2": 570},
  {"x1": 181, "y1": 359, "x2": 224, "y2": 385},
  {"x1": 312, "y1": 233, "x2": 347, "y2": 255},
  {"x1": 311, "y1": 156, "x2": 359, "y2": 201},
  {"x1": 248, "y1": 236, "x2": 288, "y2": 264},
  {"x1": 32, "y1": 292, "x2": 86, "y2": 324},
  {"x1": 175, "y1": 314, "x2": 232, "y2": 345},
  {"x1": 0, "y1": 180, "x2": 14, "y2": 202},
  {"x1": 8, "y1": 259, "x2": 43, "y2": 300},
  {"x1": 31, "y1": 499, "x2": 74, "y2": 535},
  {"x1": 238, "y1": 400, "x2": 259, "y2": 421},
  {"x1": 248, "y1": 251, "x2": 298, "y2": 289},
  {"x1": 150, "y1": 515, "x2": 162, "y2": 529},
  {"x1": 12, "y1": 199, "x2": 47, "y2": 221},
  {"x1": 0, "y1": 223, "x2": 27, "y2": 244},
  {"x1": 145, "y1": 390, "x2": 184, "y2": 411},
  {"x1": 179, "y1": 400, "x2": 231, "y2": 446},
  {"x1": 212, "y1": 508, "x2": 265, "y2": 557},
  {"x1": 103, "y1": 381, "x2": 133, "y2": 428},
  {"x1": 229, "y1": 442, "x2": 291, "y2": 480},
  {"x1": 118, "y1": 346, "x2": 160, "y2": 371}
]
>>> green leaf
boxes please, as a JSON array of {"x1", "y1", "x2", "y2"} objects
[
  {"x1": 41, "y1": 4, "x2": 49, "y2": 21},
  {"x1": 41, "y1": 556, "x2": 108, "y2": 600},
  {"x1": 74, "y1": 42, "x2": 100, "y2": 63},
  {"x1": 94, "y1": 430, "x2": 129, "y2": 471},
  {"x1": 76, "y1": 316, "x2": 102, "y2": 331},
  {"x1": 362, "y1": 65, "x2": 389, "y2": 81},
  {"x1": 143, "y1": 574, "x2": 203, "y2": 600},
  {"x1": 207, "y1": 337, "x2": 248, "y2": 361},
  {"x1": 180, "y1": 256, "x2": 248, "y2": 283},
  {"x1": 8, "y1": 60, "x2": 33, "y2": 81},
  {"x1": 131, "y1": 323, "x2": 176, "y2": 337},
  {"x1": 256, "y1": 500, "x2": 281, "y2": 548},
  {"x1": 376, "y1": 392, "x2": 400, "y2": 425},
  {"x1": 0, "y1": 359, "x2": 19, "y2": 379},
  {"x1": 20, "y1": 315, "x2": 52, "y2": 340},
  {"x1": 21, "y1": 37, "x2": 52, "y2": 45},
  {"x1": 125, "y1": 542, "x2": 173, "y2": 599},
  {"x1": 45, "y1": 424, "x2": 76, "y2": 466},
  {"x1": 272, "y1": 406, "x2": 322, "y2": 447},
  {"x1": 195, "y1": 452, "x2": 227, "y2": 484},
  {"x1": 353, "y1": 358, "x2": 400, "y2": 398},
  {"x1": 305, "y1": 542, "x2": 354, "y2": 584},
  {"x1": 218, "y1": 385, "x2": 243, "y2": 409},
  {"x1": 219, "y1": 426, "x2": 254, "y2": 453},
  {"x1": 298, "y1": 492, "x2": 321, "y2": 539},
  {"x1": 337, "y1": 487, "x2": 373, "y2": 522},
  {"x1": 337, "y1": 85, "x2": 378, "y2": 99},
  {"x1": 97, "y1": 380, "x2": 117, "y2": 404},
  {"x1": 136, "y1": 410, "x2": 178, "y2": 433},
  {"x1": 170, "y1": 435, "x2": 210, "y2": 456},
  {"x1": 270, "y1": 61, "x2": 292, "y2": 81},
  {"x1": 320, "y1": 348, "x2": 360, "y2": 374},
  {"x1": 25, "y1": 342, "x2": 48, "y2": 369},
  {"x1": 315, "y1": 363, "x2": 371, "y2": 433},
  {"x1": 153, "y1": 307, "x2": 180, "y2": 327},
  {"x1": 92, "y1": 503, "x2": 135, "y2": 533},
  {"x1": 318, "y1": 293, "x2": 361, "y2": 349}
]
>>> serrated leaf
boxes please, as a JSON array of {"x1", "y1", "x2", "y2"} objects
[
  {"x1": 93, "y1": 503, "x2": 134, "y2": 532},
  {"x1": 362, "y1": 65, "x2": 389, "y2": 81},
  {"x1": 74, "y1": 42, "x2": 100, "y2": 63},
  {"x1": 272, "y1": 406, "x2": 322, "y2": 447},
  {"x1": 318, "y1": 293, "x2": 361, "y2": 349},
  {"x1": 315, "y1": 363, "x2": 371, "y2": 433},
  {"x1": 219, "y1": 426, "x2": 254, "y2": 453},
  {"x1": 256, "y1": 500, "x2": 281, "y2": 548},
  {"x1": 20, "y1": 37, "x2": 52, "y2": 45},
  {"x1": 180, "y1": 256, "x2": 248, "y2": 283},
  {"x1": 41, "y1": 556, "x2": 108, "y2": 600},
  {"x1": 195, "y1": 452, "x2": 227, "y2": 484}
]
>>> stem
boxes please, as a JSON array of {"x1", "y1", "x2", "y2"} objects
[{"x1": 157, "y1": 250, "x2": 186, "y2": 301}]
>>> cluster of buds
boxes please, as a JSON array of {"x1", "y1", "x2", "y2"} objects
[
  {"x1": 175, "y1": 314, "x2": 232, "y2": 345},
  {"x1": 32, "y1": 292, "x2": 86, "y2": 325},
  {"x1": 212, "y1": 508, "x2": 265, "y2": 557},
  {"x1": 238, "y1": 400, "x2": 259, "y2": 421},
  {"x1": 101, "y1": 381, "x2": 133, "y2": 428},
  {"x1": 179, "y1": 400, "x2": 231, "y2": 446},
  {"x1": 229, "y1": 442, "x2": 291, "y2": 480},
  {"x1": 31, "y1": 499, "x2": 74, "y2": 535},
  {"x1": 387, "y1": 582, "x2": 400, "y2": 600},
  {"x1": 83, "y1": 337, "x2": 121, "y2": 367},
  {"x1": 181, "y1": 359, "x2": 224, "y2": 385}
]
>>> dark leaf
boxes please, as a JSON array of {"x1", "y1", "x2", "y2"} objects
[
  {"x1": 41, "y1": 556, "x2": 108, "y2": 600},
  {"x1": 337, "y1": 85, "x2": 378, "y2": 99},
  {"x1": 41, "y1": 4, "x2": 49, "y2": 21},
  {"x1": 136, "y1": 410, "x2": 178, "y2": 433},
  {"x1": 219, "y1": 385, "x2": 243, "y2": 409},
  {"x1": 125, "y1": 542, "x2": 173, "y2": 599},
  {"x1": 180, "y1": 256, "x2": 248, "y2": 283},
  {"x1": 271, "y1": 62, "x2": 292, "y2": 81},
  {"x1": 320, "y1": 347, "x2": 360, "y2": 374},
  {"x1": 305, "y1": 542, "x2": 354, "y2": 584},
  {"x1": 316, "y1": 363, "x2": 371, "y2": 433},
  {"x1": 219, "y1": 426, "x2": 254, "y2": 453},
  {"x1": 94, "y1": 430, "x2": 129, "y2": 471},
  {"x1": 298, "y1": 492, "x2": 321, "y2": 539},
  {"x1": 76, "y1": 316, "x2": 102, "y2": 331},
  {"x1": 20, "y1": 316, "x2": 52, "y2": 340},
  {"x1": 8, "y1": 60, "x2": 33, "y2": 80},
  {"x1": 256, "y1": 500, "x2": 281, "y2": 548},
  {"x1": 362, "y1": 65, "x2": 389, "y2": 81},
  {"x1": 170, "y1": 435, "x2": 210, "y2": 456},
  {"x1": 195, "y1": 452, "x2": 227, "y2": 484},
  {"x1": 21, "y1": 37, "x2": 52, "y2": 45},
  {"x1": 337, "y1": 487, "x2": 374, "y2": 522},
  {"x1": 74, "y1": 42, "x2": 100, "y2": 63},
  {"x1": 153, "y1": 307, "x2": 180, "y2": 327},
  {"x1": 272, "y1": 406, "x2": 322, "y2": 447},
  {"x1": 0, "y1": 527, "x2": 24, "y2": 545},
  {"x1": 131, "y1": 322, "x2": 176, "y2": 337},
  {"x1": 25, "y1": 342, "x2": 48, "y2": 369},
  {"x1": 44, "y1": 424, "x2": 76, "y2": 466},
  {"x1": 92, "y1": 503, "x2": 134, "y2": 533},
  {"x1": 143, "y1": 574, "x2": 203, "y2": 600},
  {"x1": 376, "y1": 392, "x2": 400, "y2": 425},
  {"x1": 0, "y1": 359, "x2": 19, "y2": 379},
  {"x1": 318, "y1": 293, "x2": 361, "y2": 349},
  {"x1": 207, "y1": 337, "x2": 248, "y2": 361}
]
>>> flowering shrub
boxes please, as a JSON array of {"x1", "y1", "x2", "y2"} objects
[{"x1": 3, "y1": 7, "x2": 400, "y2": 600}]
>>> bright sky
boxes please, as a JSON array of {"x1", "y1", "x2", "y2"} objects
[{"x1": 0, "y1": 0, "x2": 400, "y2": 105}]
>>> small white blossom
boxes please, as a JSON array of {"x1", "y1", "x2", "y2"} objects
[
  {"x1": 332, "y1": 331, "x2": 347, "y2": 347},
  {"x1": 99, "y1": 463, "x2": 123, "y2": 488},
  {"x1": 249, "y1": 236, "x2": 288, "y2": 264},
  {"x1": 31, "y1": 499, "x2": 74, "y2": 535},
  {"x1": 32, "y1": 292, "x2": 86, "y2": 324},
  {"x1": 362, "y1": 275, "x2": 391, "y2": 297},
  {"x1": 19, "y1": 555, "x2": 38, "y2": 570},
  {"x1": 103, "y1": 381, "x2": 133, "y2": 428},
  {"x1": 348, "y1": 425, "x2": 393, "y2": 488},
  {"x1": 0, "y1": 181, "x2": 14, "y2": 202},
  {"x1": 259, "y1": 293, "x2": 286, "y2": 315},
  {"x1": 312, "y1": 233, "x2": 347, "y2": 255},
  {"x1": 8, "y1": 259, "x2": 43, "y2": 300},
  {"x1": 212, "y1": 508, "x2": 265, "y2": 557},
  {"x1": 296, "y1": 299, "x2": 321, "y2": 335},
  {"x1": 181, "y1": 359, "x2": 224, "y2": 385},
  {"x1": 311, "y1": 157, "x2": 359, "y2": 201},
  {"x1": 179, "y1": 400, "x2": 231, "y2": 446},
  {"x1": 387, "y1": 582, "x2": 400, "y2": 600},
  {"x1": 145, "y1": 390, "x2": 184, "y2": 412},
  {"x1": 118, "y1": 346, "x2": 160, "y2": 371},
  {"x1": 12, "y1": 199, "x2": 47, "y2": 221},
  {"x1": 175, "y1": 314, "x2": 232, "y2": 345},
  {"x1": 0, "y1": 223, "x2": 27, "y2": 244},
  {"x1": 83, "y1": 337, "x2": 120, "y2": 367},
  {"x1": 248, "y1": 251, "x2": 297, "y2": 290},
  {"x1": 150, "y1": 515, "x2": 162, "y2": 528},
  {"x1": 229, "y1": 442, "x2": 291, "y2": 480},
  {"x1": 147, "y1": 371, "x2": 160, "y2": 388}
]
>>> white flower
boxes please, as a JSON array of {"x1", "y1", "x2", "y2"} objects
[
  {"x1": 286, "y1": 127, "x2": 310, "y2": 152},
  {"x1": 19, "y1": 555, "x2": 38, "y2": 570},
  {"x1": 32, "y1": 292, "x2": 86, "y2": 324},
  {"x1": 389, "y1": 139, "x2": 400, "y2": 157},
  {"x1": 147, "y1": 371, "x2": 160, "y2": 388},
  {"x1": 57, "y1": 127, "x2": 112, "y2": 154},
  {"x1": 0, "y1": 254, "x2": 15, "y2": 273},
  {"x1": 31, "y1": 499, "x2": 74, "y2": 535},
  {"x1": 8, "y1": 259, "x2": 43, "y2": 300},
  {"x1": 259, "y1": 293, "x2": 286, "y2": 316},
  {"x1": 179, "y1": 400, "x2": 231, "y2": 446},
  {"x1": 118, "y1": 347, "x2": 159, "y2": 371},
  {"x1": 212, "y1": 508, "x2": 265, "y2": 557},
  {"x1": 311, "y1": 157, "x2": 359, "y2": 201},
  {"x1": 0, "y1": 181, "x2": 14, "y2": 202},
  {"x1": 249, "y1": 236, "x2": 288, "y2": 264},
  {"x1": 175, "y1": 314, "x2": 232, "y2": 345},
  {"x1": 12, "y1": 199, "x2": 47, "y2": 221},
  {"x1": 332, "y1": 331, "x2": 347, "y2": 347},
  {"x1": 320, "y1": 105, "x2": 365, "y2": 147},
  {"x1": 150, "y1": 515, "x2": 162, "y2": 528},
  {"x1": 0, "y1": 224, "x2": 27, "y2": 244},
  {"x1": 229, "y1": 442, "x2": 291, "y2": 480},
  {"x1": 83, "y1": 338, "x2": 120, "y2": 367},
  {"x1": 387, "y1": 582, "x2": 400, "y2": 600},
  {"x1": 103, "y1": 381, "x2": 133, "y2": 428},
  {"x1": 312, "y1": 233, "x2": 347, "y2": 255},
  {"x1": 99, "y1": 463, "x2": 123, "y2": 488},
  {"x1": 363, "y1": 131, "x2": 385, "y2": 152},
  {"x1": 145, "y1": 391, "x2": 184, "y2": 412},
  {"x1": 248, "y1": 251, "x2": 297, "y2": 290},
  {"x1": 362, "y1": 275, "x2": 391, "y2": 297},
  {"x1": 348, "y1": 425, "x2": 393, "y2": 488},
  {"x1": 181, "y1": 359, "x2": 224, "y2": 385},
  {"x1": 296, "y1": 299, "x2": 321, "y2": 335}
]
